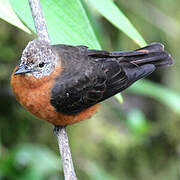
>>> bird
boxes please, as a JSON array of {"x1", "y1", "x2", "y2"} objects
[{"x1": 11, "y1": 39, "x2": 173, "y2": 126}]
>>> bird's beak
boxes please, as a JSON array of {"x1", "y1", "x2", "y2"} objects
[{"x1": 14, "y1": 64, "x2": 32, "y2": 75}]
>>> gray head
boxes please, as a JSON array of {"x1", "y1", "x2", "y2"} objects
[{"x1": 14, "y1": 39, "x2": 58, "y2": 78}]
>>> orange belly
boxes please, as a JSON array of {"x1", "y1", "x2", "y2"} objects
[{"x1": 11, "y1": 67, "x2": 100, "y2": 126}]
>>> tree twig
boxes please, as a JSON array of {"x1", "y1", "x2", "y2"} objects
[
  {"x1": 28, "y1": 0, "x2": 50, "y2": 43},
  {"x1": 28, "y1": 0, "x2": 77, "y2": 179},
  {"x1": 54, "y1": 126, "x2": 77, "y2": 180}
]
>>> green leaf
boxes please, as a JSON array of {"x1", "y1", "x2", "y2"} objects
[
  {"x1": 128, "y1": 79, "x2": 180, "y2": 115},
  {"x1": 0, "y1": 143, "x2": 60, "y2": 180},
  {"x1": 14, "y1": 144, "x2": 60, "y2": 178},
  {"x1": 115, "y1": 94, "x2": 123, "y2": 104},
  {"x1": 126, "y1": 109, "x2": 150, "y2": 136},
  {"x1": 119, "y1": 0, "x2": 180, "y2": 38},
  {"x1": 0, "y1": 0, "x2": 31, "y2": 34},
  {"x1": 9, "y1": 0, "x2": 146, "y2": 47},
  {"x1": 9, "y1": 0, "x2": 101, "y2": 49},
  {"x1": 85, "y1": 0, "x2": 147, "y2": 47}
]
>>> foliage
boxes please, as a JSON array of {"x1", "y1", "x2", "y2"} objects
[{"x1": 0, "y1": 144, "x2": 61, "y2": 179}]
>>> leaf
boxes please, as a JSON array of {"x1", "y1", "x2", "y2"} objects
[
  {"x1": 85, "y1": 0, "x2": 147, "y2": 47},
  {"x1": 14, "y1": 144, "x2": 60, "y2": 178},
  {"x1": 126, "y1": 109, "x2": 151, "y2": 136},
  {"x1": 9, "y1": 0, "x2": 100, "y2": 49},
  {"x1": 119, "y1": 0, "x2": 180, "y2": 38},
  {"x1": 115, "y1": 94, "x2": 123, "y2": 104},
  {"x1": 0, "y1": 0, "x2": 31, "y2": 34},
  {"x1": 128, "y1": 79, "x2": 180, "y2": 115}
]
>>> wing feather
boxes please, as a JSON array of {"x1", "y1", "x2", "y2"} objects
[{"x1": 50, "y1": 45, "x2": 158, "y2": 115}]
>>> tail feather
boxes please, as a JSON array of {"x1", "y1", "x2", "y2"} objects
[
  {"x1": 135, "y1": 42, "x2": 164, "y2": 53},
  {"x1": 109, "y1": 43, "x2": 164, "y2": 56},
  {"x1": 88, "y1": 42, "x2": 174, "y2": 68},
  {"x1": 117, "y1": 43, "x2": 174, "y2": 68}
]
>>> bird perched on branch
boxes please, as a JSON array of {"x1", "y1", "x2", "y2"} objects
[{"x1": 11, "y1": 40, "x2": 173, "y2": 125}]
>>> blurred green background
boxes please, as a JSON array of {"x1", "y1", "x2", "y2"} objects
[{"x1": 1, "y1": 0, "x2": 180, "y2": 179}]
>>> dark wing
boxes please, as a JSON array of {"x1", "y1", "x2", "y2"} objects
[{"x1": 50, "y1": 45, "x2": 158, "y2": 115}]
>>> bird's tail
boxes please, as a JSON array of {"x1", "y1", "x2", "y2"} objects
[
  {"x1": 86, "y1": 43, "x2": 174, "y2": 105},
  {"x1": 112, "y1": 43, "x2": 174, "y2": 68}
]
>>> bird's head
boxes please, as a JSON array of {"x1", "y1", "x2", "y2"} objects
[{"x1": 14, "y1": 39, "x2": 58, "y2": 78}]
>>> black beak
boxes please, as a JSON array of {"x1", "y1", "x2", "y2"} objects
[{"x1": 14, "y1": 64, "x2": 32, "y2": 75}]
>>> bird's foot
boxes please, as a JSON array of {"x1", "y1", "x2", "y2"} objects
[{"x1": 53, "y1": 125, "x2": 67, "y2": 135}]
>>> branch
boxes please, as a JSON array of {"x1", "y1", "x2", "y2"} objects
[
  {"x1": 28, "y1": 0, "x2": 77, "y2": 179},
  {"x1": 54, "y1": 126, "x2": 77, "y2": 180},
  {"x1": 28, "y1": 0, "x2": 50, "y2": 43}
]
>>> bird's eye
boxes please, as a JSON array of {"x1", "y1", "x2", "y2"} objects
[{"x1": 38, "y1": 62, "x2": 45, "y2": 68}]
